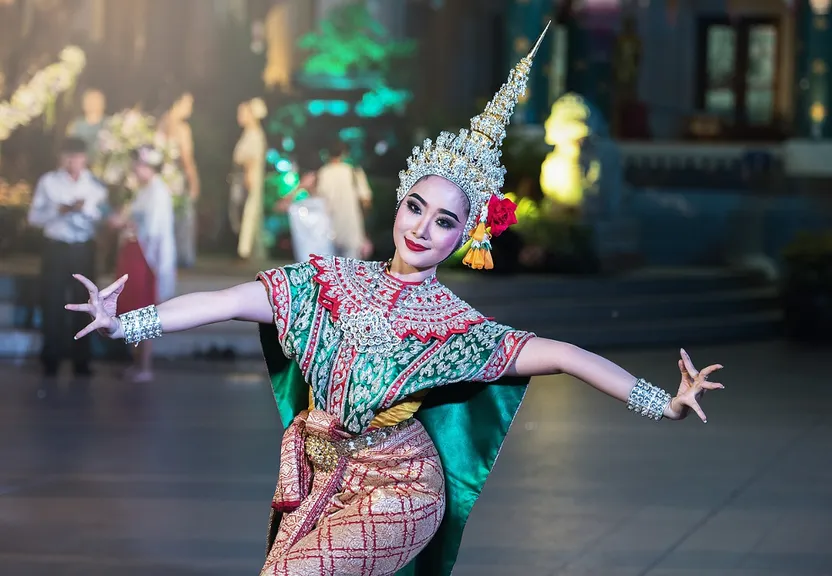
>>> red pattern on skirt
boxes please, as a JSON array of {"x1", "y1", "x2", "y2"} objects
[
  {"x1": 116, "y1": 240, "x2": 157, "y2": 314},
  {"x1": 262, "y1": 410, "x2": 445, "y2": 575}
]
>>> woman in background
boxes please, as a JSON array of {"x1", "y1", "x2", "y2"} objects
[
  {"x1": 232, "y1": 97, "x2": 268, "y2": 261},
  {"x1": 157, "y1": 92, "x2": 199, "y2": 267},
  {"x1": 110, "y1": 146, "x2": 176, "y2": 382}
]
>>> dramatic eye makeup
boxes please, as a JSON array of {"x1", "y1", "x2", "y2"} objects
[{"x1": 407, "y1": 193, "x2": 461, "y2": 230}]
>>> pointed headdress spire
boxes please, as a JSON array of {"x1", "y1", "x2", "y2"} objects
[{"x1": 396, "y1": 23, "x2": 551, "y2": 269}]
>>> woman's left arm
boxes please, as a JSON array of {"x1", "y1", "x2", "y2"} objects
[
  {"x1": 506, "y1": 337, "x2": 724, "y2": 422},
  {"x1": 242, "y1": 159, "x2": 257, "y2": 190}
]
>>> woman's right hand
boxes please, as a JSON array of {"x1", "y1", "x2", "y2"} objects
[
  {"x1": 65, "y1": 274, "x2": 129, "y2": 340},
  {"x1": 108, "y1": 210, "x2": 132, "y2": 231}
]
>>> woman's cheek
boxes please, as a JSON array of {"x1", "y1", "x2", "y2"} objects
[{"x1": 438, "y1": 230, "x2": 462, "y2": 252}]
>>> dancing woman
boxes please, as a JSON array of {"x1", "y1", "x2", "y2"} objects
[{"x1": 66, "y1": 28, "x2": 724, "y2": 576}]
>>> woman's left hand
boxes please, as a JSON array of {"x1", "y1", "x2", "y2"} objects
[
  {"x1": 108, "y1": 213, "x2": 126, "y2": 229},
  {"x1": 666, "y1": 348, "x2": 725, "y2": 423}
]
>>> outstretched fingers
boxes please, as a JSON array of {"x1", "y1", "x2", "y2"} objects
[
  {"x1": 100, "y1": 274, "x2": 129, "y2": 299},
  {"x1": 678, "y1": 359, "x2": 693, "y2": 383},
  {"x1": 73, "y1": 274, "x2": 99, "y2": 297},
  {"x1": 700, "y1": 363, "x2": 724, "y2": 380},
  {"x1": 700, "y1": 380, "x2": 725, "y2": 391},
  {"x1": 684, "y1": 396, "x2": 708, "y2": 423},
  {"x1": 680, "y1": 348, "x2": 699, "y2": 378},
  {"x1": 65, "y1": 303, "x2": 92, "y2": 313},
  {"x1": 74, "y1": 320, "x2": 100, "y2": 341}
]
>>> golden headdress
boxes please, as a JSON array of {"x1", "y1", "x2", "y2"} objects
[{"x1": 396, "y1": 23, "x2": 550, "y2": 270}]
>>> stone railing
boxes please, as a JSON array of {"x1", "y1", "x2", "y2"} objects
[{"x1": 618, "y1": 142, "x2": 785, "y2": 191}]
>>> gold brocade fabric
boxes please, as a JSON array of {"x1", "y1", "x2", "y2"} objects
[
  {"x1": 307, "y1": 388, "x2": 427, "y2": 428},
  {"x1": 263, "y1": 409, "x2": 445, "y2": 575}
]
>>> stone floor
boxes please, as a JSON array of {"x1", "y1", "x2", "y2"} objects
[{"x1": 0, "y1": 340, "x2": 829, "y2": 576}]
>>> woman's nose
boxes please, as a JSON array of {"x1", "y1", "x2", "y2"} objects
[{"x1": 413, "y1": 217, "x2": 430, "y2": 239}]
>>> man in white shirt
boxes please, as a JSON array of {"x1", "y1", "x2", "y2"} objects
[{"x1": 27, "y1": 137, "x2": 108, "y2": 377}]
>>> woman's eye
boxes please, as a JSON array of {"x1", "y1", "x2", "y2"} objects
[
  {"x1": 436, "y1": 218, "x2": 453, "y2": 229},
  {"x1": 407, "y1": 201, "x2": 420, "y2": 214}
]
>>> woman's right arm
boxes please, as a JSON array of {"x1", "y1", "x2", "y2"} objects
[
  {"x1": 67, "y1": 275, "x2": 273, "y2": 340},
  {"x1": 150, "y1": 281, "x2": 272, "y2": 333}
]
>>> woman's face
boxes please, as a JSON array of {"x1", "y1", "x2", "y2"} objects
[
  {"x1": 133, "y1": 162, "x2": 155, "y2": 185},
  {"x1": 393, "y1": 176, "x2": 469, "y2": 269},
  {"x1": 237, "y1": 103, "x2": 251, "y2": 127},
  {"x1": 174, "y1": 94, "x2": 194, "y2": 120}
]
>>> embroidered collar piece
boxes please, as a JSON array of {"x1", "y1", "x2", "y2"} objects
[{"x1": 310, "y1": 255, "x2": 485, "y2": 353}]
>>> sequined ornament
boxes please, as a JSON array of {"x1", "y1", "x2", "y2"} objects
[
  {"x1": 396, "y1": 22, "x2": 550, "y2": 268},
  {"x1": 330, "y1": 259, "x2": 436, "y2": 356},
  {"x1": 119, "y1": 304, "x2": 162, "y2": 346},
  {"x1": 627, "y1": 378, "x2": 672, "y2": 421},
  {"x1": 335, "y1": 309, "x2": 400, "y2": 356}
]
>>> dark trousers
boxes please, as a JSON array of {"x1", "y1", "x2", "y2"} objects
[{"x1": 40, "y1": 238, "x2": 96, "y2": 373}]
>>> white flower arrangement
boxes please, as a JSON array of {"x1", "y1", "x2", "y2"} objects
[
  {"x1": 0, "y1": 46, "x2": 86, "y2": 142},
  {"x1": 93, "y1": 109, "x2": 186, "y2": 201}
]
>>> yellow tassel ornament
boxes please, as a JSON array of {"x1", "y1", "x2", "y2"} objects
[{"x1": 463, "y1": 211, "x2": 494, "y2": 271}]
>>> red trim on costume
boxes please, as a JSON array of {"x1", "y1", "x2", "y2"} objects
[
  {"x1": 257, "y1": 268, "x2": 292, "y2": 345},
  {"x1": 308, "y1": 254, "x2": 487, "y2": 344},
  {"x1": 479, "y1": 331, "x2": 536, "y2": 382}
]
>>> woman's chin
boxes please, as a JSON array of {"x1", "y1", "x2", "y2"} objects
[{"x1": 398, "y1": 250, "x2": 439, "y2": 270}]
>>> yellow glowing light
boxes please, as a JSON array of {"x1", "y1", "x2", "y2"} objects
[
  {"x1": 515, "y1": 197, "x2": 539, "y2": 220},
  {"x1": 810, "y1": 0, "x2": 831, "y2": 15},
  {"x1": 540, "y1": 93, "x2": 600, "y2": 207},
  {"x1": 811, "y1": 101, "x2": 827, "y2": 123}
]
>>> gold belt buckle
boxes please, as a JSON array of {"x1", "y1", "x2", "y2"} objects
[{"x1": 305, "y1": 435, "x2": 339, "y2": 472}]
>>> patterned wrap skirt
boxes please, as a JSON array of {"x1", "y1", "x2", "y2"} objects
[{"x1": 261, "y1": 409, "x2": 445, "y2": 575}]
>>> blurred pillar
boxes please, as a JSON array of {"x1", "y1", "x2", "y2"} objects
[
  {"x1": 505, "y1": 0, "x2": 552, "y2": 124},
  {"x1": 796, "y1": 0, "x2": 832, "y2": 138}
]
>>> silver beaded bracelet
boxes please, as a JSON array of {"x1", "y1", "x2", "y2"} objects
[
  {"x1": 119, "y1": 305, "x2": 163, "y2": 346},
  {"x1": 627, "y1": 378, "x2": 672, "y2": 421}
]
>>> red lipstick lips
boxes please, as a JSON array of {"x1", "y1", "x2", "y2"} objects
[{"x1": 404, "y1": 238, "x2": 428, "y2": 252}]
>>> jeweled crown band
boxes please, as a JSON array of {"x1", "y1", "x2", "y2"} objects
[
  {"x1": 627, "y1": 378, "x2": 672, "y2": 421},
  {"x1": 119, "y1": 305, "x2": 162, "y2": 346}
]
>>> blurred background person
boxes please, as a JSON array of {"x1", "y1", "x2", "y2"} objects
[
  {"x1": 231, "y1": 97, "x2": 268, "y2": 261},
  {"x1": 110, "y1": 145, "x2": 176, "y2": 383},
  {"x1": 280, "y1": 141, "x2": 373, "y2": 259},
  {"x1": 66, "y1": 87, "x2": 107, "y2": 165},
  {"x1": 27, "y1": 137, "x2": 107, "y2": 377},
  {"x1": 157, "y1": 92, "x2": 199, "y2": 268}
]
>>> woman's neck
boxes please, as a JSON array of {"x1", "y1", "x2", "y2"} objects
[
  {"x1": 386, "y1": 251, "x2": 436, "y2": 283},
  {"x1": 138, "y1": 175, "x2": 156, "y2": 187},
  {"x1": 85, "y1": 112, "x2": 104, "y2": 124}
]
